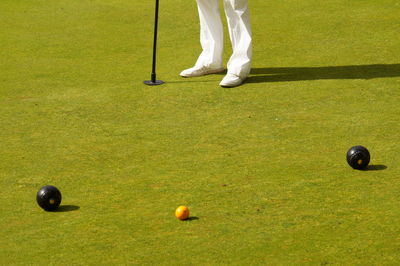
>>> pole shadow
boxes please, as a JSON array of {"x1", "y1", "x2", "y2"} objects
[
  {"x1": 363, "y1": 164, "x2": 387, "y2": 171},
  {"x1": 55, "y1": 205, "x2": 80, "y2": 212},
  {"x1": 167, "y1": 79, "x2": 217, "y2": 84},
  {"x1": 247, "y1": 64, "x2": 400, "y2": 83}
]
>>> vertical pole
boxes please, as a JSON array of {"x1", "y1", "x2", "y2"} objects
[
  {"x1": 151, "y1": 0, "x2": 159, "y2": 82},
  {"x1": 144, "y1": 0, "x2": 164, "y2": 85}
]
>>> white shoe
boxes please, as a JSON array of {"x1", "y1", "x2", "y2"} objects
[
  {"x1": 219, "y1": 73, "x2": 244, "y2": 87},
  {"x1": 180, "y1": 66, "x2": 224, "y2": 77}
]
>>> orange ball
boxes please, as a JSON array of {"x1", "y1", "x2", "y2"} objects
[{"x1": 175, "y1": 206, "x2": 190, "y2": 220}]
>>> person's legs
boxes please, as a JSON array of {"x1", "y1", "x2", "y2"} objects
[
  {"x1": 195, "y1": 0, "x2": 224, "y2": 69},
  {"x1": 223, "y1": 0, "x2": 252, "y2": 80},
  {"x1": 181, "y1": 0, "x2": 225, "y2": 77}
]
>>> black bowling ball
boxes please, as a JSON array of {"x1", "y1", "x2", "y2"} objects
[
  {"x1": 36, "y1": 185, "x2": 62, "y2": 211},
  {"x1": 346, "y1": 146, "x2": 370, "y2": 170}
]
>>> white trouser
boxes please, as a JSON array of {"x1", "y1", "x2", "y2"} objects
[{"x1": 195, "y1": 0, "x2": 252, "y2": 79}]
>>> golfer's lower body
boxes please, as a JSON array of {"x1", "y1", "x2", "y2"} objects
[{"x1": 180, "y1": 0, "x2": 252, "y2": 87}]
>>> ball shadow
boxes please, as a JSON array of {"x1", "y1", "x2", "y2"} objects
[
  {"x1": 55, "y1": 205, "x2": 80, "y2": 212},
  {"x1": 186, "y1": 216, "x2": 199, "y2": 221},
  {"x1": 363, "y1": 164, "x2": 387, "y2": 171}
]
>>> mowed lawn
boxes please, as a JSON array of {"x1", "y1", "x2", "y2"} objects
[{"x1": 1, "y1": 0, "x2": 400, "y2": 264}]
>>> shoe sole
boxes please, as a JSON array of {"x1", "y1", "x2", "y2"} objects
[
  {"x1": 220, "y1": 79, "x2": 245, "y2": 88},
  {"x1": 220, "y1": 83, "x2": 242, "y2": 88},
  {"x1": 180, "y1": 68, "x2": 225, "y2": 78}
]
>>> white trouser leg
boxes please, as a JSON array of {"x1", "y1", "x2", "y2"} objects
[
  {"x1": 195, "y1": 0, "x2": 224, "y2": 69},
  {"x1": 223, "y1": 0, "x2": 252, "y2": 79}
]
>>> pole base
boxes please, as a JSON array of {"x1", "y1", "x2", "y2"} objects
[{"x1": 144, "y1": 80, "x2": 164, "y2": 86}]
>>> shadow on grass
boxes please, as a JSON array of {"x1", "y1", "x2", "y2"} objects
[
  {"x1": 247, "y1": 64, "x2": 400, "y2": 83},
  {"x1": 363, "y1": 164, "x2": 387, "y2": 171},
  {"x1": 167, "y1": 79, "x2": 218, "y2": 84},
  {"x1": 186, "y1": 216, "x2": 199, "y2": 221},
  {"x1": 55, "y1": 205, "x2": 80, "y2": 212}
]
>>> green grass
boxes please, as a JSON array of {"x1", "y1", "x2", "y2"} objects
[{"x1": 1, "y1": 0, "x2": 400, "y2": 264}]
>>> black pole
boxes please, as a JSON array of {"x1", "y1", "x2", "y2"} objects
[{"x1": 144, "y1": 0, "x2": 164, "y2": 85}]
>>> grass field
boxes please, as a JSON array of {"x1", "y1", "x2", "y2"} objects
[{"x1": 1, "y1": 0, "x2": 400, "y2": 264}]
